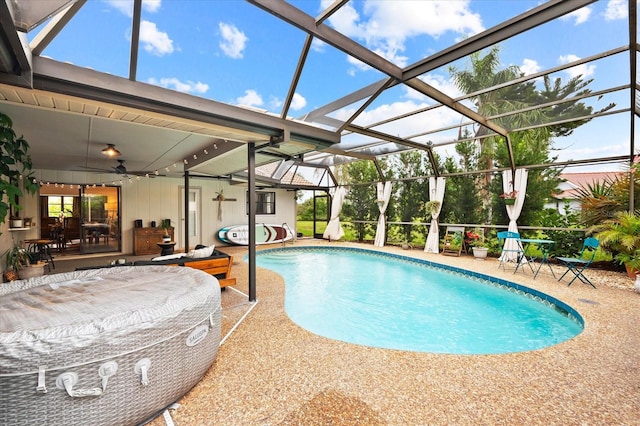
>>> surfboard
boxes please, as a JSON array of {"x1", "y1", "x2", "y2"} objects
[{"x1": 217, "y1": 224, "x2": 293, "y2": 245}]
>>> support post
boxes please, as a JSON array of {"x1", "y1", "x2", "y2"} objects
[
  {"x1": 184, "y1": 171, "x2": 189, "y2": 251},
  {"x1": 248, "y1": 142, "x2": 257, "y2": 302}
]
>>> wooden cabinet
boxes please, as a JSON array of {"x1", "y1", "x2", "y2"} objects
[{"x1": 133, "y1": 227, "x2": 174, "y2": 255}]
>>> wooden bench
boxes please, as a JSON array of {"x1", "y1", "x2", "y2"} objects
[{"x1": 170, "y1": 256, "x2": 236, "y2": 288}]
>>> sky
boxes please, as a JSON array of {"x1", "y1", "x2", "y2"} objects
[{"x1": 31, "y1": 0, "x2": 633, "y2": 173}]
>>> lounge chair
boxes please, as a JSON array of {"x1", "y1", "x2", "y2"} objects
[
  {"x1": 557, "y1": 237, "x2": 599, "y2": 288},
  {"x1": 442, "y1": 226, "x2": 465, "y2": 256}
]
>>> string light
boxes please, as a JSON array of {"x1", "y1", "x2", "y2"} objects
[{"x1": 30, "y1": 151, "x2": 202, "y2": 188}]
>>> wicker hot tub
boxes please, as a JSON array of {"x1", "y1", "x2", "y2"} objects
[{"x1": 0, "y1": 265, "x2": 221, "y2": 426}]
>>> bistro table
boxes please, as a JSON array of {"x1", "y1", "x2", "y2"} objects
[
  {"x1": 516, "y1": 238, "x2": 555, "y2": 279},
  {"x1": 23, "y1": 239, "x2": 56, "y2": 271}
]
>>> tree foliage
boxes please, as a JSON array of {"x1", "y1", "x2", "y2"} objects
[
  {"x1": 342, "y1": 160, "x2": 384, "y2": 241},
  {"x1": 313, "y1": 47, "x2": 613, "y2": 242}
]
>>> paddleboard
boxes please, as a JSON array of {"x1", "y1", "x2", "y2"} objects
[{"x1": 217, "y1": 224, "x2": 293, "y2": 245}]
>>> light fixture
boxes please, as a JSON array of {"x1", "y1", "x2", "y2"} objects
[{"x1": 101, "y1": 144, "x2": 121, "y2": 157}]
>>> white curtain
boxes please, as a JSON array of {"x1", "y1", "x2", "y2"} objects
[
  {"x1": 500, "y1": 168, "x2": 528, "y2": 261},
  {"x1": 424, "y1": 177, "x2": 446, "y2": 253},
  {"x1": 323, "y1": 186, "x2": 347, "y2": 241},
  {"x1": 373, "y1": 181, "x2": 392, "y2": 247}
]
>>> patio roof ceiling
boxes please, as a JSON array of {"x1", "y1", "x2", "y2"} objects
[{"x1": 0, "y1": 0, "x2": 636, "y2": 188}]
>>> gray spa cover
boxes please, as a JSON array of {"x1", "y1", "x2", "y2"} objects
[{"x1": 0, "y1": 265, "x2": 221, "y2": 373}]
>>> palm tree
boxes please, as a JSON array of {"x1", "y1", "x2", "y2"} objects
[
  {"x1": 449, "y1": 46, "x2": 614, "y2": 227},
  {"x1": 449, "y1": 46, "x2": 524, "y2": 212}
]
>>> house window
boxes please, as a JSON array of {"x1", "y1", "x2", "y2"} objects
[
  {"x1": 247, "y1": 191, "x2": 276, "y2": 214},
  {"x1": 47, "y1": 196, "x2": 75, "y2": 218}
]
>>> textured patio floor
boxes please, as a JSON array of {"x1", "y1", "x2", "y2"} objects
[{"x1": 146, "y1": 240, "x2": 639, "y2": 426}]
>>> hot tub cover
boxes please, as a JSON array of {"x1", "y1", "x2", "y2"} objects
[{"x1": 0, "y1": 265, "x2": 221, "y2": 425}]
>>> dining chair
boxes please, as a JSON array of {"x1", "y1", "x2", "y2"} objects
[{"x1": 557, "y1": 237, "x2": 599, "y2": 288}]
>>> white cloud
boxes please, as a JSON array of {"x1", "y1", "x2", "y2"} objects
[
  {"x1": 559, "y1": 54, "x2": 595, "y2": 79},
  {"x1": 520, "y1": 59, "x2": 541, "y2": 76},
  {"x1": 143, "y1": 0, "x2": 161, "y2": 13},
  {"x1": 347, "y1": 55, "x2": 371, "y2": 75},
  {"x1": 560, "y1": 6, "x2": 591, "y2": 25},
  {"x1": 139, "y1": 20, "x2": 174, "y2": 56},
  {"x1": 147, "y1": 77, "x2": 208, "y2": 94},
  {"x1": 403, "y1": 74, "x2": 463, "y2": 101},
  {"x1": 236, "y1": 89, "x2": 263, "y2": 107},
  {"x1": 290, "y1": 93, "x2": 307, "y2": 111},
  {"x1": 269, "y1": 96, "x2": 283, "y2": 110},
  {"x1": 105, "y1": 0, "x2": 161, "y2": 17},
  {"x1": 219, "y1": 22, "x2": 248, "y2": 59},
  {"x1": 604, "y1": 0, "x2": 627, "y2": 21},
  {"x1": 556, "y1": 142, "x2": 628, "y2": 162},
  {"x1": 334, "y1": 100, "x2": 460, "y2": 138},
  {"x1": 311, "y1": 38, "x2": 326, "y2": 53},
  {"x1": 323, "y1": 0, "x2": 483, "y2": 67}
]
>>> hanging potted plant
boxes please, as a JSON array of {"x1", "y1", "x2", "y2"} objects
[
  {"x1": 500, "y1": 190, "x2": 518, "y2": 205},
  {"x1": 425, "y1": 200, "x2": 441, "y2": 216}
]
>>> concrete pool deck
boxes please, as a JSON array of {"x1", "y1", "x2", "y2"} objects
[{"x1": 148, "y1": 240, "x2": 640, "y2": 425}]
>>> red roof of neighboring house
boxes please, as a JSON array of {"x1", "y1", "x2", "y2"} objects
[
  {"x1": 555, "y1": 172, "x2": 623, "y2": 199},
  {"x1": 255, "y1": 162, "x2": 314, "y2": 187}
]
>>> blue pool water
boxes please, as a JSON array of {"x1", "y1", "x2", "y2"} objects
[{"x1": 253, "y1": 247, "x2": 583, "y2": 355}]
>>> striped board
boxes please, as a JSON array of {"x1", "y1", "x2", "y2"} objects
[{"x1": 217, "y1": 224, "x2": 293, "y2": 245}]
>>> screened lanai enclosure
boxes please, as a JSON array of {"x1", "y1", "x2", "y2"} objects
[{"x1": 0, "y1": 0, "x2": 637, "y2": 233}]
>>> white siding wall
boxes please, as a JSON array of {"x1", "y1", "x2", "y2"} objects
[{"x1": 0, "y1": 170, "x2": 297, "y2": 264}]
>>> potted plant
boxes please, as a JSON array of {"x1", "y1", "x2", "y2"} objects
[
  {"x1": 470, "y1": 239, "x2": 489, "y2": 260},
  {"x1": 161, "y1": 219, "x2": 172, "y2": 242},
  {"x1": 0, "y1": 111, "x2": 39, "y2": 234},
  {"x1": 3, "y1": 243, "x2": 44, "y2": 280},
  {"x1": 590, "y1": 210, "x2": 640, "y2": 279},
  {"x1": 500, "y1": 190, "x2": 518, "y2": 205},
  {"x1": 9, "y1": 215, "x2": 23, "y2": 228},
  {"x1": 425, "y1": 200, "x2": 441, "y2": 216}
]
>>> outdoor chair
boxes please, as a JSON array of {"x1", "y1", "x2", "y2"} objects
[
  {"x1": 497, "y1": 231, "x2": 524, "y2": 270},
  {"x1": 442, "y1": 226, "x2": 465, "y2": 256},
  {"x1": 557, "y1": 237, "x2": 599, "y2": 288}
]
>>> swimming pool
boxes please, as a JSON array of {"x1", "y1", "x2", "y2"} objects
[{"x1": 253, "y1": 246, "x2": 583, "y2": 355}]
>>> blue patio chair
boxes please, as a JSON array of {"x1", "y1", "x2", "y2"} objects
[
  {"x1": 557, "y1": 237, "x2": 599, "y2": 288},
  {"x1": 497, "y1": 231, "x2": 524, "y2": 270}
]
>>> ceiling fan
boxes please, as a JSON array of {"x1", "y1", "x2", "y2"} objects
[
  {"x1": 111, "y1": 159, "x2": 160, "y2": 178},
  {"x1": 74, "y1": 159, "x2": 160, "y2": 178}
]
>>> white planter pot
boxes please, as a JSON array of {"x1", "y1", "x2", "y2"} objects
[
  {"x1": 10, "y1": 219, "x2": 23, "y2": 228},
  {"x1": 18, "y1": 263, "x2": 45, "y2": 280},
  {"x1": 635, "y1": 275, "x2": 640, "y2": 293},
  {"x1": 472, "y1": 247, "x2": 488, "y2": 260}
]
